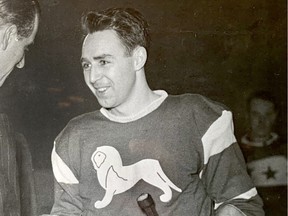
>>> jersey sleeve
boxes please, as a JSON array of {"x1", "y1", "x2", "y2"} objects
[
  {"x1": 50, "y1": 124, "x2": 83, "y2": 216},
  {"x1": 198, "y1": 109, "x2": 264, "y2": 216}
]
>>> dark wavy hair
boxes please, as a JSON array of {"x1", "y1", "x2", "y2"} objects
[
  {"x1": 0, "y1": 0, "x2": 40, "y2": 39},
  {"x1": 81, "y1": 7, "x2": 151, "y2": 56},
  {"x1": 247, "y1": 90, "x2": 278, "y2": 112}
]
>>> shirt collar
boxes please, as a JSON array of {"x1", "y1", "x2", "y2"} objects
[
  {"x1": 241, "y1": 132, "x2": 279, "y2": 147},
  {"x1": 100, "y1": 90, "x2": 168, "y2": 123}
]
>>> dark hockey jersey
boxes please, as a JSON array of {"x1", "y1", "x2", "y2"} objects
[{"x1": 51, "y1": 91, "x2": 263, "y2": 215}]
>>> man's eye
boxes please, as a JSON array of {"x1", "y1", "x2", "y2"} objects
[
  {"x1": 81, "y1": 62, "x2": 91, "y2": 70},
  {"x1": 99, "y1": 60, "x2": 109, "y2": 65}
]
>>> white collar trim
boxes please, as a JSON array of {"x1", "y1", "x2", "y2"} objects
[
  {"x1": 241, "y1": 132, "x2": 279, "y2": 147},
  {"x1": 100, "y1": 90, "x2": 168, "y2": 123}
]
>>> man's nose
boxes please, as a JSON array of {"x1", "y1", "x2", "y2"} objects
[
  {"x1": 258, "y1": 115, "x2": 269, "y2": 124},
  {"x1": 16, "y1": 56, "x2": 25, "y2": 69},
  {"x1": 90, "y1": 67, "x2": 103, "y2": 83}
]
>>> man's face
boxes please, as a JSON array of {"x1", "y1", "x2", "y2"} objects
[
  {"x1": 0, "y1": 15, "x2": 39, "y2": 87},
  {"x1": 249, "y1": 98, "x2": 277, "y2": 139},
  {"x1": 81, "y1": 30, "x2": 137, "y2": 111}
]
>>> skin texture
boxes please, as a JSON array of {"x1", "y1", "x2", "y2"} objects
[
  {"x1": 0, "y1": 14, "x2": 39, "y2": 87},
  {"x1": 81, "y1": 30, "x2": 137, "y2": 110},
  {"x1": 81, "y1": 29, "x2": 159, "y2": 117}
]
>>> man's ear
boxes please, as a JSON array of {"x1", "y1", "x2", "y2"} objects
[
  {"x1": 133, "y1": 46, "x2": 147, "y2": 71},
  {"x1": 1, "y1": 25, "x2": 18, "y2": 50}
]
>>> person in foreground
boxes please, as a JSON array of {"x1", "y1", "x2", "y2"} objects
[
  {"x1": 0, "y1": 0, "x2": 40, "y2": 215},
  {"x1": 240, "y1": 91, "x2": 287, "y2": 215},
  {"x1": 0, "y1": 0, "x2": 39, "y2": 86},
  {"x1": 50, "y1": 7, "x2": 264, "y2": 216}
]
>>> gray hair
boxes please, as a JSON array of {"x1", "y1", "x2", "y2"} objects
[{"x1": 0, "y1": 0, "x2": 40, "y2": 38}]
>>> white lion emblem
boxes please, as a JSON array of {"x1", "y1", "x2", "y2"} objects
[{"x1": 91, "y1": 146, "x2": 182, "y2": 209}]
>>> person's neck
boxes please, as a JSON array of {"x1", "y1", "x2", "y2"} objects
[{"x1": 108, "y1": 71, "x2": 160, "y2": 118}]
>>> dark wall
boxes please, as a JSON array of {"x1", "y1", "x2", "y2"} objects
[{"x1": 0, "y1": 0, "x2": 286, "y2": 169}]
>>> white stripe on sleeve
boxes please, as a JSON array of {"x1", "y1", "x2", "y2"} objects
[
  {"x1": 214, "y1": 187, "x2": 258, "y2": 209},
  {"x1": 51, "y1": 141, "x2": 79, "y2": 184},
  {"x1": 201, "y1": 110, "x2": 237, "y2": 165}
]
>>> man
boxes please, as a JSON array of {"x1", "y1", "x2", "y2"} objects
[
  {"x1": 240, "y1": 91, "x2": 287, "y2": 215},
  {"x1": 51, "y1": 8, "x2": 264, "y2": 215},
  {"x1": 0, "y1": 0, "x2": 40, "y2": 215},
  {"x1": 0, "y1": 0, "x2": 40, "y2": 87}
]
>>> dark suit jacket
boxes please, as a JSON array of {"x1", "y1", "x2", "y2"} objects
[{"x1": 0, "y1": 113, "x2": 37, "y2": 216}]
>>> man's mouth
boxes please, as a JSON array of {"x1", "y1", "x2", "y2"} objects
[{"x1": 97, "y1": 87, "x2": 108, "y2": 93}]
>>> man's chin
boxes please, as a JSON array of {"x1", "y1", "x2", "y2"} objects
[
  {"x1": 255, "y1": 129, "x2": 271, "y2": 136},
  {"x1": 252, "y1": 131, "x2": 271, "y2": 140},
  {"x1": 96, "y1": 96, "x2": 113, "y2": 108},
  {"x1": 100, "y1": 103, "x2": 113, "y2": 109}
]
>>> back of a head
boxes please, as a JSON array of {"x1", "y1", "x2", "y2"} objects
[
  {"x1": 81, "y1": 7, "x2": 150, "y2": 55},
  {"x1": 0, "y1": 0, "x2": 40, "y2": 39}
]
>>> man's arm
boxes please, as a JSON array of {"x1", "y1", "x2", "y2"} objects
[
  {"x1": 50, "y1": 142, "x2": 83, "y2": 216},
  {"x1": 200, "y1": 111, "x2": 264, "y2": 216},
  {"x1": 216, "y1": 204, "x2": 246, "y2": 216}
]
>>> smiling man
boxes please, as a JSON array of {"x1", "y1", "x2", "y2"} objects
[{"x1": 51, "y1": 8, "x2": 264, "y2": 216}]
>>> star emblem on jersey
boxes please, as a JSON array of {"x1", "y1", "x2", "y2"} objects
[{"x1": 262, "y1": 166, "x2": 277, "y2": 180}]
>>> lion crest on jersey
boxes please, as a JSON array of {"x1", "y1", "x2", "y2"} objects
[{"x1": 91, "y1": 145, "x2": 182, "y2": 209}]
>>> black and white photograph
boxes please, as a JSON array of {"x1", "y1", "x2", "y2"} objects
[{"x1": 0, "y1": 0, "x2": 286, "y2": 215}]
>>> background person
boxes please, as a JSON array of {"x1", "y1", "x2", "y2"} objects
[
  {"x1": 0, "y1": 0, "x2": 40, "y2": 215},
  {"x1": 240, "y1": 90, "x2": 287, "y2": 215},
  {"x1": 50, "y1": 7, "x2": 264, "y2": 215}
]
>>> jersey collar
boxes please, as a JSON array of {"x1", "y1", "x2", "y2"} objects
[{"x1": 100, "y1": 90, "x2": 168, "y2": 123}]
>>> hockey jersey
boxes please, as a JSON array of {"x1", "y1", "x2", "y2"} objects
[{"x1": 51, "y1": 91, "x2": 263, "y2": 215}]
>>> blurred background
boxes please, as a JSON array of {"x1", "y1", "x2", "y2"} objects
[{"x1": 0, "y1": 0, "x2": 286, "y2": 213}]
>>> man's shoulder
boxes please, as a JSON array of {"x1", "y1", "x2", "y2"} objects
[
  {"x1": 165, "y1": 94, "x2": 231, "y2": 135},
  {"x1": 167, "y1": 93, "x2": 228, "y2": 114},
  {"x1": 240, "y1": 133, "x2": 287, "y2": 160},
  {"x1": 272, "y1": 137, "x2": 287, "y2": 156},
  {"x1": 69, "y1": 110, "x2": 100, "y2": 123},
  {"x1": 55, "y1": 110, "x2": 103, "y2": 141}
]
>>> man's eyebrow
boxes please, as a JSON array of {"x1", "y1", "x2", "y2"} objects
[
  {"x1": 80, "y1": 54, "x2": 114, "y2": 63},
  {"x1": 93, "y1": 54, "x2": 113, "y2": 60},
  {"x1": 80, "y1": 57, "x2": 86, "y2": 63}
]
